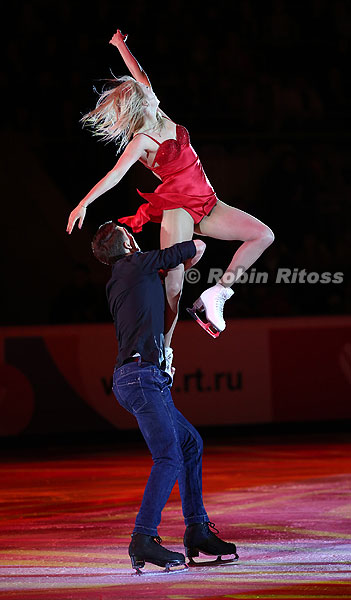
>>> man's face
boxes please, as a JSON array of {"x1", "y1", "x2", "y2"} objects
[{"x1": 117, "y1": 226, "x2": 140, "y2": 253}]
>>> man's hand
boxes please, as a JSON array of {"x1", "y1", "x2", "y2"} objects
[
  {"x1": 184, "y1": 239, "x2": 206, "y2": 271},
  {"x1": 109, "y1": 29, "x2": 128, "y2": 48},
  {"x1": 66, "y1": 204, "x2": 87, "y2": 235}
]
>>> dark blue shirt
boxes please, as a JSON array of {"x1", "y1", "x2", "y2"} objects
[{"x1": 106, "y1": 241, "x2": 196, "y2": 369}]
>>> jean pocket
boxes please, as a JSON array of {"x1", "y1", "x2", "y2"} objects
[{"x1": 114, "y1": 378, "x2": 149, "y2": 415}]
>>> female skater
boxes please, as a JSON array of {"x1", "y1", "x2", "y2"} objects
[{"x1": 67, "y1": 29, "x2": 274, "y2": 368}]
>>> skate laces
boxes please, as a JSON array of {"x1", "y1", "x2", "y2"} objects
[
  {"x1": 215, "y1": 284, "x2": 231, "y2": 312},
  {"x1": 208, "y1": 521, "x2": 219, "y2": 534},
  {"x1": 216, "y1": 294, "x2": 226, "y2": 312}
]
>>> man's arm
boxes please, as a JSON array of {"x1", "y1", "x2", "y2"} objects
[
  {"x1": 184, "y1": 240, "x2": 206, "y2": 271},
  {"x1": 138, "y1": 240, "x2": 206, "y2": 273}
]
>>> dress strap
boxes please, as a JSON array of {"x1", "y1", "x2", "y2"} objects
[{"x1": 134, "y1": 132, "x2": 161, "y2": 145}]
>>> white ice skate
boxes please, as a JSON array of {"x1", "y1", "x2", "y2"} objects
[{"x1": 187, "y1": 283, "x2": 234, "y2": 338}]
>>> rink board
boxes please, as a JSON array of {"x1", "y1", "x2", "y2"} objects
[{"x1": 1, "y1": 316, "x2": 351, "y2": 435}]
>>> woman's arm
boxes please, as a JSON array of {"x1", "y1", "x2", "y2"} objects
[
  {"x1": 110, "y1": 29, "x2": 151, "y2": 87},
  {"x1": 110, "y1": 30, "x2": 172, "y2": 121},
  {"x1": 66, "y1": 136, "x2": 147, "y2": 234}
]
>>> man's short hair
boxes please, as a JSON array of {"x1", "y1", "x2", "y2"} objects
[{"x1": 92, "y1": 222, "x2": 127, "y2": 265}]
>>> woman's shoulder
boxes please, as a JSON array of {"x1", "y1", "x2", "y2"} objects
[{"x1": 129, "y1": 132, "x2": 156, "y2": 149}]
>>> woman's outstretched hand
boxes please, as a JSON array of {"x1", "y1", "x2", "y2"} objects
[
  {"x1": 66, "y1": 204, "x2": 87, "y2": 234},
  {"x1": 109, "y1": 29, "x2": 128, "y2": 48}
]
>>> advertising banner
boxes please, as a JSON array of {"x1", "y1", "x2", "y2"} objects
[{"x1": 1, "y1": 317, "x2": 350, "y2": 436}]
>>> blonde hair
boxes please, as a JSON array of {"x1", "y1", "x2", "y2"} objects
[{"x1": 81, "y1": 76, "x2": 162, "y2": 153}]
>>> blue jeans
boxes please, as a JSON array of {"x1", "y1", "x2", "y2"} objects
[{"x1": 113, "y1": 362, "x2": 209, "y2": 537}]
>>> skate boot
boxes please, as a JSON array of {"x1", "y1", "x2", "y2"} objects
[
  {"x1": 184, "y1": 522, "x2": 238, "y2": 566},
  {"x1": 187, "y1": 283, "x2": 234, "y2": 338},
  {"x1": 129, "y1": 533, "x2": 186, "y2": 574}
]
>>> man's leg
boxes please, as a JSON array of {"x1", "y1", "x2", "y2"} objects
[
  {"x1": 173, "y1": 405, "x2": 239, "y2": 562},
  {"x1": 113, "y1": 364, "x2": 184, "y2": 535},
  {"x1": 174, "y1": 409, "x2": 209, "y2": 526},
  {"x1": 113, "y1": 363, "x2": 186, "y2": 571}
]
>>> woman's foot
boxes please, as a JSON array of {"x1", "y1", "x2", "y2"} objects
[{"x1": 187, "y1": 284, "x2": 234, "y2": 337}]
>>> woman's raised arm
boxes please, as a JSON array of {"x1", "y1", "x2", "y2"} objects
[
  {"x1": 109, "y1": 29, "x2": 152, "y2": 88},
  {"x1": 66, "y1": 136, "x2": 146, "y2": 234}
]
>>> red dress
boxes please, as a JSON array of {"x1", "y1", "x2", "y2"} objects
[{"x1": 118, "y1": 123, "x2": 218, "y2": 233}]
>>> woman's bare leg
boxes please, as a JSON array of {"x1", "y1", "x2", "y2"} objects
[
  {"x1": 189, "y1": 200, "x2": 274, "y2": 334},
  {"x1": 160, "y1": 208, "x2": 194, "y2": 347},
  {"x1": 195, "y1": 200, "x2": 274, "y2": 286}
]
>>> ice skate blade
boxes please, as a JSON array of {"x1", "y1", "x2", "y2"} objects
[
  {"x1": 187, "y1": 555, "x2": 238, "y2": 568},
  {"x1": 186, "y1": 308, "x2": 221, "y2": 339},
  {"x1": 132, "y1": 562, "x2": 188, "y2": 576},
  {"x1": 164, "y1": 562, "x2": 188, "y2": 573},
  {"x1": 130, "y1": 555, "x2": 145, "y2": 575}
]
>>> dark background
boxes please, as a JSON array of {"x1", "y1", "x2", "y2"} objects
[{"x1": 3, "y1": 0, "x2": 350, "y2": 327}]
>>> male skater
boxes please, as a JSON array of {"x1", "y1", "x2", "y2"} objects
[{"x1": 92, "y1": 222, "x2": 238, "y2": 573}]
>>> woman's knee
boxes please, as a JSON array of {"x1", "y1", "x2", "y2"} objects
[{"x1": 255, "y1": 224, "x2": 275, "y2": 248}]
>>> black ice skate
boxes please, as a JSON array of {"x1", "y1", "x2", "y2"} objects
[
  {"x1": 187, "y1": 284, "x2": 234, "y2": 339},
  {"x1": 129, "y1": 533, "x2": 187, "y2": 575},
  {"x1": 184, "y1": 522, "x2": 238, "y2": 566}
]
